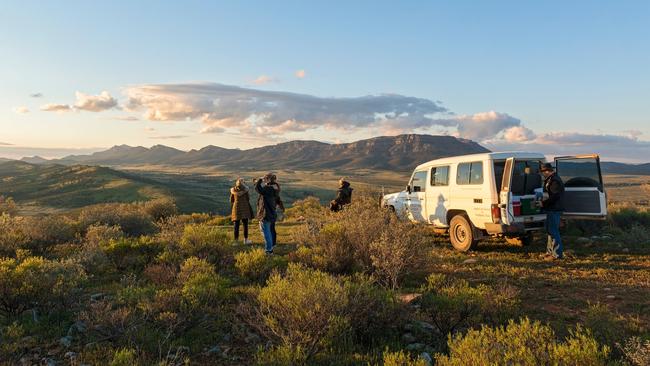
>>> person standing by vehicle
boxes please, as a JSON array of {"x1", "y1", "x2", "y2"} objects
[
  {"x1": 255, "y1": 173, "x2": 278, "y2": 254},
  {"x1": 268, "y1": 174, "x2": 284, "y2": 248},
  {"x1": 541, "y1": 163, "x2": 565, "y2": 260},
  {"x1": 230, "y1": 178, "x2": 254, "y2": 245},
  {"x1": 330, "y1": 178, "x2": 353, "y2": 212}
]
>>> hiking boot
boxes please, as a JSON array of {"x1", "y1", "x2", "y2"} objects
[{"x1": 244, "y1": 238, "x2": 253, "y2": 245}]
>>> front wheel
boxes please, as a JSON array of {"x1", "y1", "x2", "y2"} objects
[{"x1": 449, "y1": 215, "x2": 478, "y2": 252}]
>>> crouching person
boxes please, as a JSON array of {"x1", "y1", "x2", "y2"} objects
[
  {"x1": 330, "y1": 178, "x2": 353, "y2": 212},
  {"x1": 256, "y1": 173, "x2": 278, "y2": 254}
]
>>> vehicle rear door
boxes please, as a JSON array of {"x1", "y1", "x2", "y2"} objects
[
  {"x1": 499, "y1": 157, "x2": 515, "y2": 225},
  {"x1": 407, "y1": 170, "x2": 428, "y2": 222},
  {"x1": 554, "y1": 154, "x2": 607, "y2": 219}
]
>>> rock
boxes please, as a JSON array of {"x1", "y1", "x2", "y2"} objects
[
  {"x1": 402, "y1": 333, "x2": 417, "y2": 344},
  {"x1": 576, "y1": 237, "x2": 591, "y2": 244},
  {"x1": 43, "y1": 358, "x2": 56, "y2": 366},
  {"x1": 206, "y1": 345, "x2": 221, "y2": 356},
  {"x1": 416, "y1": 321, "x2": 435, "y2": 332},
  {"x1": 245, "y1": 332, "x2": 260, "y2": 344},
  {"x1": 406, "y1": 343, "x2": 426, "y2": 352},
  {"x1": 420, "y1": 352, "x2": 433, "y2": 366},
  {"x1": 90, "y1": 293, "x2": 104, "y2": 301},
  {"x1": 59, "y1": 336, "x2": 72, "y2": 348},
  {"x1": 222, "y1": 333, "x2": 232, "y2": 342},
  {"x1": 590, "y1": 236, "x2": 601, "y2": 241},
  {"x1": 462, "y1": 258, "x2": 478, "y2": 264},
  {"x1": 622, "y1": 248, "x2": 630, "y2": 253},
  {"x1": 601, "y1": 234, "x2": 613, "y2": 240},
  {"x1": 603, "y1": 287, "x2": 612, "y2": 291},
  {"x1": 64, "y1": 351, "x2": 78, "y2": 359},
  {"x1": 606, "y1": 295, "x2": 617, "y2": 300},
  {"x1": 67, "y1": 320, "x2": 86, "y2": 336},
  {"x1": 403, "y1": 323, "x2": 414, "y2": 331}
]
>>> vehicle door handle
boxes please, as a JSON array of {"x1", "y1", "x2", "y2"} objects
[{"x1": 419, "y1": 198, "x2": 424, "y2": 201}]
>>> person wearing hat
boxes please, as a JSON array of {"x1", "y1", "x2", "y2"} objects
[
  {"x1": 255, "y1": 172, "x2": 278, "y2": 254},
  {"x1": 330, "y1": 178, "x2": 353, "y2": 212},
  {"x1": 540, "y1": 162, "x2": 565, "y2": 260}
]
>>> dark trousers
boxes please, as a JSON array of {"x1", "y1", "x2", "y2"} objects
[
  {"x1": 233, "y1": 219, "x2": 249, "y2": 240},
  {"x1": 271, "y1": 222, "x2": 277, "y2": 247}
]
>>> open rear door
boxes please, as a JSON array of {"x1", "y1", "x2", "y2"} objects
[
  {"x1": 499, "y1": 157, "x2": 515, "y2": 225},
  {"x1": 555, "y1": 154, "x2": 607, "y2": 219}
]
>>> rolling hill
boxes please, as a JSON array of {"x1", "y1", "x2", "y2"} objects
[{"x1": 56, "y1": 134, "x2": 490, "y2": 172}]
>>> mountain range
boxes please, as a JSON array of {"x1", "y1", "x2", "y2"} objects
[{"x1": 2, "y1": 134, "x2": 649, "y2": 174}]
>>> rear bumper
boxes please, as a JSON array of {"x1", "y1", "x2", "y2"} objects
[{"x1": 485, "y1": 221, "x2": 544, "y2": 235}]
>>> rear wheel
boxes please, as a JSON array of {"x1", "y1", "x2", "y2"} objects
[
  {"x1": 505, "y1": 233, "x2": 533, "y2": 246},
  {"x1": 449, "y1": 215, "x2": 478, "y2": 252}
]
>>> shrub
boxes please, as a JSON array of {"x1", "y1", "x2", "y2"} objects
[
  {"x1": 0, "y1": 213, "x2": 27, "y2": 256},
  {"x1": 85, "y1": 224, "x2": 124, "y2": 246},
  {"x1": 79, "y1": 203, "x2": 156, "y2": 237},
  {"x1": 0, "y1": 256, "x2": 86, "y2": 316},
  {"x1": 258, "y1": 264, "x2": 349, "y2": 363},
  {"x1": 435, "y1": 318, "x2": 609, "y2": 366},
  {"x1": 143, "y1": 263, "x2": 177, "y2": 286},
  {"x1": 109, "y1": 348, "x2": 139, "y2": 366},
  {"x1": 382, "y1": 349, "x2": 428, "y2": 366},
  {"x1": 235, "y1": 248, "x2": 284, "y2": 282},
  {"x1": 285, "y1": 196, "x2": 324, "y2": 220},
  {"x1": 0, "y1": 195, "x2": 17, "y2": 216},
  {"x1": 620, "y1": 337, "x2": 650, "y2": 366},
  {"x1": 418, "y1": 274, "x2": 519, "y2": 339},
  {"x1": 178, "y1": 257, "x2": 229, "y2": 311},
  {"x1": 20, "y1": 215, "x2": 79, "y2": 248},
  {"x1": 584, "y1": 303, "x2": 627, "y2": 354},
  {"x1": 143, "y1": 197, "x2": 178, "y2": 221},
  {"x1": 179, "y1": 223, "x2": 229, "y2": 262},
  {"x1": 102, "y1": 237, "x2": 163, "y2": 271},
  {"x1": 609, "y1": 206, "x2": 650, "y2": 230}
]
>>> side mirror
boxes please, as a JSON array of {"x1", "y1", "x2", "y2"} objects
[{"x1": 406, "y1": 185, "x2": 411, "y2": 194}]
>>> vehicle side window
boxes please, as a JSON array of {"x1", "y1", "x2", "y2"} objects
[
  {"x1": 457, "y1": 161, "x2": 483, "y2": 185},
  {"x1": 430, "y1": 166, "x2": 449, "y2": 186},
  {"x1": 410, "y1": 170, "x2": 428, "y2": 192}
]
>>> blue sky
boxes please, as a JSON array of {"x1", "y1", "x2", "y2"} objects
[{"x1": 1, "y1": 0, "x2": 649, "y2": 161}]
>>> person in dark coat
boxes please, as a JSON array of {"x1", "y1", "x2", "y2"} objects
[
  {"x1": 268, "y1": 174, "x2": 285, "y2": 248},
  {"x1": 330, "y1": 178, "x2": 353, "y2": 212},
  {"x1": 255, "y1": 173, "x2": 277, "y2": 254},
  {"x1": 230, "y1": 178, "x2": 254, "y2": 244},
  {"x1": 541, "y1": 163, "x2": 565, "y2": 260}
]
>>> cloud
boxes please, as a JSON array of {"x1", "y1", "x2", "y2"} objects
[
  {"x1": 125, "y1": 82, "x2": 449, "y2": 136},
  {"x1": 30, "y1": 93, "x2": 43, "y2": 98},
  {"x1": 502, "y1": 125, "x2": 537, "y2": 142},
  {"x1": 295, "y1": 69, "x2": 306, "y2": 79},
  {"x1": 0, "y1": 142, "x2": 12, "y2": 146},
  {"x1": 74, "y1": 91, "x2": 118, "y2": 112},
  {"x1": 40, "y1": 103, "x2": 72, "y2": 112},
  {"x1": 430, "y1": 111, "x2": 523, "y2": 141},
  {"x1": 144, "y1": 127, "x2": 155, "y2": 132},
  {"x1": 148, "y1": 135, "x2": 187, "y2": 140},
  {"x1": 253, "y1": 75, "x2": 277, "y2": 85},
  {"x1": 13, "y1": 106, "x2": 30, "y2": 114},
  {"x1": 113, "y1": 116, "x2": 140, "y2": 121}
]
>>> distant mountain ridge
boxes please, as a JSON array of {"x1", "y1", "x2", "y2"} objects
[{"x1": 55, "y1": 135, "x2": 489, "y2": 172}]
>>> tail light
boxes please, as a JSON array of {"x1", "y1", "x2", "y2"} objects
[
  {"x1": 491, "y1": 204, "x2": 501, "y2": 223},
  {"x1": 512, "y1": 201, "x2": 522, "y2": 216}
]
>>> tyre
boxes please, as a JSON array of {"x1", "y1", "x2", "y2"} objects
[
  {"x1": 449, "y1": 215, "x2": 478, "y2": 252},
  {"x1": 505, "y1": 233, "x2": 533, "y2": 246}
]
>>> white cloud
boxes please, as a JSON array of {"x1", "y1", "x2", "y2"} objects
[
  {"x1": 13, "y1": 106, "x2": 29, "y2": 114},
  {"x1": 502, "y1": 125, "x2": 537, "y2": 142},
  {"x1": 125, "y1": 82, "x2": 449, "y2": 136},
  {"x1": 74, "y1": 91, "x2": 118, "y2": 112},
  {"x1": 148, "y1": 135, "x2": 187, "y2": 139},
  {"x1": 144, "y1": 127, "x2": 155, "y2": 132},
  {"x1": 428, "y1": 111, "x2": 524, "y2": 141},
  {"x1": 253, "y1": 75, "x2": 277, "y2": 85},
  {"x1": 114, "y1": 116, "x2": 140, "y2": 121},
  {"x1": 30, "y1": 93, "x2": 43, "y2": 98},
  {"x1": 0, "y1": 142, "x2": 12, "y2": 146},
  {"x1": 40, "y1": 103, "x2": 72, "y2": 112},
  {"x1": 295, "y1": 69, "x2": 306, "y2": 79}
]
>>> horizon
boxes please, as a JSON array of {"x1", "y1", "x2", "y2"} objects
[{"x1": 2, "y1": 1, "x2": 649, "y2": 162}]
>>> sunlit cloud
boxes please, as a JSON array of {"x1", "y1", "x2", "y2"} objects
[
  {"x1": 295, "y1": 69, "x2": 306, "y2": 79},
  {"x1": 74, "y1": 91, "x2": 118, "y2": 112},
  {"x1": 148, "y1": 135, "x2": 188, "y2": 139},
  {"x1": 40, "y1": 103, "x2": 72, "y2": 112},
  {"x1": 113, "y1": 116, "x2": 140, "y2": 121},
  {"x1": 13, "y1": 106, "x2": 30, "y2": 114},
  {"x1": 252, "y1": 75, "x2": 277, "y2": 85},
  {"x1": 0, "y1": 142, "x2": 12, "y2": 146}
]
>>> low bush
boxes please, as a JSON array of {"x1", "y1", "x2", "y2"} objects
[
  {"x1": 102, "y1": 237, "x2": 164, "y2": 271},
  {"x1": 85, "y1": 224, "x2": 124, "y2": 246},
  {"x1": 179, "y1": 223, "x2": 229, "y2": 262},
  {"x1": 381, "y1": 349, "x2": 428, "y2": 366},
  {"x1": 620, "y1": 337, "x2": 650, "y2": 366},
  {"x1": 20, "y1": 215, "x2": 79, "y2": 249},
  {"x1": 285, "y1": 196, "x2": 324, "y2": 220},
  {"x1": 0, "y1": 195, "x2": 17, "y2": 216},
  {"x1": 0, "y1": 213, "x2": 27, "y2": 256},
  {"x1": 79, "y1": 203, "x2": 157, "y2": 237},
  {"x1": 435, "y1": 318, "x2": 610, "y2": 366},
  {"x1": 178, "y1": 257, "x2": 229, "y2": 311},
  {"x1": 418, "y1": 274, "x2": 519, "y2": 339},
  {"x1": 235, "y1": 248, "x2": 285, "y2": 282},
  {"x1": 258, "y1": 264, "x2": 349, "y2": 363},
  {"x1": 609, "y1": 205, "x2": 650, "y2": 230},
  {"x1": 0, "y1": 256, "x2": 86, "y2": 317},
  {"x1": 109, "y1": 347, "x2": 139, "y2": 366},
  {"x1": 584, "y1": 303, "x2": 628, "y2": 357},
  {"x1": 142, "y1": 197, "x2": 178, "y2": 221}
]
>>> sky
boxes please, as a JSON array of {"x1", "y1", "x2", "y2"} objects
[{"x1": 1, "y1": 0, "x2": 649, "y2": 162}]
